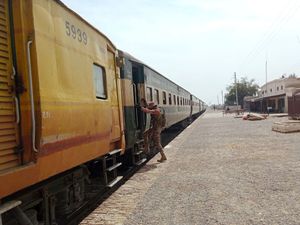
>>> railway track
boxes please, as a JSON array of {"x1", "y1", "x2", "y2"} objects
[{"x1": 63, "y1": 125, "x2": 186, "y2": 225}]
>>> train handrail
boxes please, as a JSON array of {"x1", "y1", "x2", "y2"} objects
[
  {"x1": 14, "y1": 96, "x2": 20, "y2": 124},
  {"x1": 11, "y1": 65, "x2": 16, "y2": 79},
  {"x1": 26, "y1": 40, "x2": 38, "y2": 153},
  {"x1": 131, "y1": 82, "x2": 139, "y2": 127},
  {"x1": 11, "y1": 65, "x2": 20, "y2": 124}
]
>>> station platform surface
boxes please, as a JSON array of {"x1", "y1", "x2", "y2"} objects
[{"x1": 80, "y1": 111, "x2": 300, "y2": 225}]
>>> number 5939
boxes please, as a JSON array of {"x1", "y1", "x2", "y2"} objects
[{"x1": 65, "y1": 21, "x2": 88, "y2": 45}]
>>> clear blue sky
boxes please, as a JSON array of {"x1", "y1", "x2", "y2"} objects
[{"x1": 61, "y1": 0, "x2": 300, "y2": 105}]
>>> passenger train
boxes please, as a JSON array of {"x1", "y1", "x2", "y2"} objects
[{"x1": 0, "y1": 0, "x2": 205, "y2": 224}]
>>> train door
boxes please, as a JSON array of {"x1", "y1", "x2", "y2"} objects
[
  {"x1": 107, "y1": 50, "x2": 121, "y2": 141},
  {"x1": 0, "y1": 0, "x2": 22, "y2": 172},
  {"x1": 132, "y1": 64, "x2": 147, "y2": 131}
]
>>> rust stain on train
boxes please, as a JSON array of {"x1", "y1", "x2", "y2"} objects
[{"x1": 40, "y1": 131, "x2": 111, "y2": 156}]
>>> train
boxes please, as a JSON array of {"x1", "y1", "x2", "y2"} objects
[
  {"x1": 0, "y1": 0, "x2": 206, "y2": 224},
  {"x1": 118, "y1": 51, "x2": 205, "y2": 165}
]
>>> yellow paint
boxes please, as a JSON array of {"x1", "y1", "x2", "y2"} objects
[
  {"x1": 0, "y1": 0, "x2": 21, "y2": 171},
  {"x1": 0, "y1": 0, "x2": 125, "y2": 198},
  {"x1": 121, "y1": 78, "x2": 135, "y2": 107}
]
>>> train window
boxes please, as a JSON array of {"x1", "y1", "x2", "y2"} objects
[
  {"x1": 169, "y1": 93, "x2": 172, "y2": 105},
  {"x1": 147, "y1": 87, "x2": 153, "y2": 101},
  {"x1": 173, "y1": 95, "x2": 176, "y2": 105},
  {"x1": 154, "y1": 89, "x2": 159, "y2": 104},
  {"x1": 93, "y1": 64, "x2": 107, "y2": 99},
  {"x1": 162, "y1": 91, "x2": 167, "y2": 104}
]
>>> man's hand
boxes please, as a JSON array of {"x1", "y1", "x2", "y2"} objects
[
  {"x1": 141, "y1": 107, "x2": 148, "y2": 113},
  {"x1": 141, "y1": 107, "x2": 160, "y2": 115}
]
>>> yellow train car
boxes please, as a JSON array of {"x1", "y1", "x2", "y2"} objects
[{"x1": 0, "y1": 0, "x2": 124, "y2": 223}]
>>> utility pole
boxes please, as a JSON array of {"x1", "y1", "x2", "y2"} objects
[
  {"x1": 265, "y1": 60, "x2": 268, "y2": 90},
  {"x1": 221, "y1": 90, "x2": 224, "y2": 106},
  {"x1": 265, "y1": 60, "x2": 268, "y2": 114},
  {"x1": 234, "y1": 72, "x2": 238, "y2": 112}
]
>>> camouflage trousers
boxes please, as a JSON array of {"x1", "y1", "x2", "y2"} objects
[{"x1": 143, "y1": 128, "x2": 163, "y2": 153}]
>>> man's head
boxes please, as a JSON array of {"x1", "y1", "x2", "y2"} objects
[
  {"x1": 140, "y1": 98, "x2": 147, "y2": 107},
  {"x1": 148, "y1": 101, "x2": 157, "y2": 109}
]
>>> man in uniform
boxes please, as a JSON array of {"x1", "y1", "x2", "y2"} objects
[{"x1": 141, "y1": 101, "x2": 167, "y2": 163}]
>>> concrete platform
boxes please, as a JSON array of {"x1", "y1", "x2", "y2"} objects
[
  {"x1": 81, "y1": 111, "x2": 300, "y2": 225},
  {"x1": 272, "y1": 120, "x2": 300, "y2": 133}
]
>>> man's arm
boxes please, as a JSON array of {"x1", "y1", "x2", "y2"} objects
[{"x1": 141, "y1": 107, "x2": 160, "y2": 115}]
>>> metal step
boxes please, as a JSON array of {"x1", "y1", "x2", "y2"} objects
[
  {"x1": 107, "y1": 176, "x2": 123, "y2": 188},
  {"x1": 108, "y1": 149, "x2": 122, "y2": 156},
  {"x1": 0, "y1": 200, "x2": 22, "y2": 225},
  {"x1": 134, "y1": 150, "x2": 144, "y2": 156},
  {"x1": 135, "y1": 158, "x2": 147, "y2": 166},
  {"x1": 135, "y1": 139, "x2": 144, "y2": 145},
  {"x1": 0, "y1": 200, "x2": 21, "y2": 215},
  {"x1": 106, "y1": 162, "x2": 122, "y2": 172}
]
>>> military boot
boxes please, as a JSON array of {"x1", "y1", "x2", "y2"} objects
[{"x1": 157, "y1": 152, "x2": 167, "y2": 163}]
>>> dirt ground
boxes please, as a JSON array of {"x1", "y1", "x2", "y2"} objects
[{"x1": 82, "y1": 111, "x2": 300, "y2": 225}]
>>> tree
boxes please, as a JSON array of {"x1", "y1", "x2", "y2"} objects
[{"x1": 225, "y1": 77, "x2": 259, "y2": 108}]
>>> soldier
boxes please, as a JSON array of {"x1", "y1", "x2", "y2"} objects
[{"x1": 141, "y1": 100, "x2": 167, "y2": 163}]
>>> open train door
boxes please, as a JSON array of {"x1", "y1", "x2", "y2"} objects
[
  {"x1": 0, "y1": 0, "x2": 22, "y2": 172},
  {"x1": 132, "y1": 63, "x2": 150, "y2": 133}
]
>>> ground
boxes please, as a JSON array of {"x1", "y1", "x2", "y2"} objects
[{"x1": 81, "y1": 111, "x2": 300, "y2": 225}]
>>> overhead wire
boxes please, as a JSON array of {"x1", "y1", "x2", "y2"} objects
[
  {"x1": 241, "y1": 0, "x2": 295, "y2": 65},
  {"x1": 239, "y1": 0, "x2": 300, "y2": 72}
]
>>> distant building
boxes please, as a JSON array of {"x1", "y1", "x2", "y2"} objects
[{"x1": 244, "y1": 76, "x2": 300, "y2": 113}]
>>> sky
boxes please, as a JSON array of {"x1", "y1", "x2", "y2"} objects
[{"x1": 61, "y1": 0, "x2": 300, "y2": 105}]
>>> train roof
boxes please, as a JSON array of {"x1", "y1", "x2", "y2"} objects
[
  {"x1": 55, "y1": 0, "x2": 116, "y2": 49},
  {"x1": 118, "y1": 50, "x2": 193, "y2": 94},
  {"x1": 119, "y1": 51, "x2": 204, "y2": 103}
]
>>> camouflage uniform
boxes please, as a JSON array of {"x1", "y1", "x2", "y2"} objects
[
  {"x1": 144, "y1": 112, "x2": 163, "y2": 154},
  {"x1": 150, "y1": 113, "x2": 163, "y2": 152}
]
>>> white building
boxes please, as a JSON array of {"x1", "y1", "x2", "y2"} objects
[{"x1": 247, "y1": 76, "x2": 300, "y2": 113}]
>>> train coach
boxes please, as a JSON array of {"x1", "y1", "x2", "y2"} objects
[
  {"x1": 118, "y1": 51, "x2": 206, "y2": 164},
  {"x1": 0, "y1": 0, "x2": 205, "y2": 224},
  {"x1": 191, "y1": 94, "x2": 202, "y2": 119},
  {"x1": 0, "y1": 0, "x2": 126, "y2": 224}
]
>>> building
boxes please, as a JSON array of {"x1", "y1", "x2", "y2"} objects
[{"x1": 245, "y1": 76, "x2": 300, "y2": 113}]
